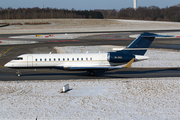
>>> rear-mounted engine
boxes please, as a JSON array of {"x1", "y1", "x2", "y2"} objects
[{"x1": 107, "y1": 52, "x2": 135, "y2": 63}]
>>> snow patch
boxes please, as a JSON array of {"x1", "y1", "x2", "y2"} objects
[{"x1": 0, "y1": 78, "x2": 179, "y2": 119}]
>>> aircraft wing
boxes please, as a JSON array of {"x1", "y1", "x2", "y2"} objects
[
  {"x1": 62, "y1": 58, "x2": 135, "y2": 70},
  {"x1": 0, "y1": 24, "x2": 9, "y2": 27},
  {"x1": 68, "y1": 66, "x2": 123, "y2": 70}
]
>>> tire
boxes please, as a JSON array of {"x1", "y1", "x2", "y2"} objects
[{"x1": 88, "y1": 71, "x2": 95, "y2": 76}]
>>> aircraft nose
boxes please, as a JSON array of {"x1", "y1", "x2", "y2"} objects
[{"x1": 4, "y1": 62, "x2": 10, "y2": 67}]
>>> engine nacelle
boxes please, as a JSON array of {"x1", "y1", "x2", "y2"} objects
[{"x1": 107, "y1": 52, "x2": 135, "y2": 63}]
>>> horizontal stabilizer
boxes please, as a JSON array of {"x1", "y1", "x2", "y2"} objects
[{"x1": 117, "y1": 32, "x2": 174, "y2": 55}]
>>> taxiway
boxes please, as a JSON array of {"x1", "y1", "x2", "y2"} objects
[{"x1": 0, "y1": 31, "x2": 180, "y2": 80}]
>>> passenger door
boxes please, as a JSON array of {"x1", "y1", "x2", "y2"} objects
[{"x1": 27, "y1": 56, "x2": 33, "y2": 67}]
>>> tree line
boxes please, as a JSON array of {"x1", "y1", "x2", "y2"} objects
[
  {"x1": 0, "y1": 6, "x2": 180, "y2": 22},
  {"x1": 99, "y1": 5, "x2": 180, "y2": 22},
  {"x1": 0, "y1": 7, "x2": 104, "y2": 19}
]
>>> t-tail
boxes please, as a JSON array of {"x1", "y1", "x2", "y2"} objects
[{"x1": 116, "y1": 32, "x2": 174, "y2": 55}]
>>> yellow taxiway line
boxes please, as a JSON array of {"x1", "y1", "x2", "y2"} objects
[
  {"x1": 0, "y1": 65, "x2": 5, "y2": 68},
  {"x1": 0, "y1": 47, "x2": 13, "y2": 58}
]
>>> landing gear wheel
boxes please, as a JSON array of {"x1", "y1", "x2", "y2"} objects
[
  {"x1": 88, "y1": 71, "x2": 95, "y2": 76},
  {"x1": 16, "y1": 69, "x2": 21, "y2": 77}
]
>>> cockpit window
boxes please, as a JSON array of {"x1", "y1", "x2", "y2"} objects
[{"x1": 14, "y1": 57, "x2": 23, "y2": 60}]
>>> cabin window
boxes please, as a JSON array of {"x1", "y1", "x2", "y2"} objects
[
  {"x1": 72, "y1": 58, "x2": 74, "y2": 61},
  {"x1": 49, "y1": 58, "x2": 51, "y2": 61},
  {"x1": 63, "y1": 58, "x2": 65, "y2": 61},
  {"x1": 81, "y1": 58, "x2": 83, "y2": 61},
  {"x1": 54, "y1": 58, "x2": 56, "y2": 61},
  {"x1": 58, "y1": 58, "x2": 60, "y2": 61},
  {"x1": 67, "y1": 58, "x2": 69, "y2": 61},
  {"x1": 86, "y1": 58, "x2": 88, "y2": 60},
  {"x1": 45, "y1": 58, "x2": 46, "y2": 61},
  {"x1": 40, "y1": 58, "x2": 42, "y2": 61},
  {"x1": 14, "y1": 57, "x2": 23, "y2": 60},
  {"x1": 35, "y1": 59, "x2": 37, "y2": 61},
  {"x1": 77, "y1": 58, "x2": 79, "y2": 61},
  {"x1": 90, "y1": 57, "x2": 92, "y2": 60}
]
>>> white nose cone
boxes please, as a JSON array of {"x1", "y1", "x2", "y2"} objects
[
  {"x1": 135, "y1": 55, "x2": 149, "y2": 61},
  {"x1": 4, "y1": 62, "x2": 10, "y2": 67}
]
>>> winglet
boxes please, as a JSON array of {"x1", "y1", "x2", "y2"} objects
[{"x1": 123, "y1": 58, "x2": 135, "y2": 68}]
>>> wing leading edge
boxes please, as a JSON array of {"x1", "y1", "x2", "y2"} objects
[{"x1": 62, "y1": 58, "x2": 135, "y2": 70}]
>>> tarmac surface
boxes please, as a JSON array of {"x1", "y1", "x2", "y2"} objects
[
  {"x1": 1, "y1": 31, "x2": 180, "y2": 80},
  {"x1": 1, "y1": 67, "x2": 180, "y2": 81}
]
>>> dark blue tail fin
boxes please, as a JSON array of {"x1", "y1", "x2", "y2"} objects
[{"x1": 116, "y1": 32, "x2": 173, "y2": 55}]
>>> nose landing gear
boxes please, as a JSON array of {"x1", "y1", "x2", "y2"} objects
[{"x1": 16, "y1": 69, "x2": 21, "y2": 77}]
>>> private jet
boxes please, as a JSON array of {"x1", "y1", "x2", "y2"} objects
[{"x1": 4, "y1": 32, "x2": 173, "y2": 76}]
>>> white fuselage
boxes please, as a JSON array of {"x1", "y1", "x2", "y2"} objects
[
  {"x1": 5, "y1": 53, "x2": 116, "y2": 69},
  {"x1": 4, "y1": 52, "x2": 149, "y2": 70}
]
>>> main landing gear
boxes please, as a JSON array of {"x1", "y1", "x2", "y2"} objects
[
  {"x1": 87, "y1": 70, "x2": 95, "y2": 76},
  {"x1": 16, "y1": 69, "x2": 21, "y2": 77}
]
